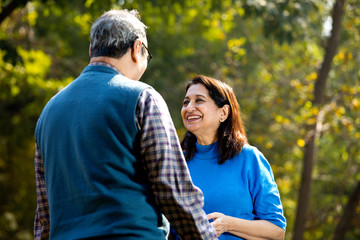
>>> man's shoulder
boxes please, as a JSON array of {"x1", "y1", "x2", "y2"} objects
[
  {"x1": 105, "y1": 74, "x2": 152, "y2": 94},
  {"x1": 138, "y1": 86, "x2": 170, "y2": 114}
]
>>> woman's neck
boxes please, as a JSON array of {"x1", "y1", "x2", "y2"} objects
[{"x1": 196, "y1": 135, "x2": 217, "y2": 146}]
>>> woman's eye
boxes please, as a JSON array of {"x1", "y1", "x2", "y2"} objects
[
  {"x1": 196, "y1": 98, "x2": 204, "y2": 102},
  {"x1": 183, "y1": 100, "x2": 189, "y2": 106}
]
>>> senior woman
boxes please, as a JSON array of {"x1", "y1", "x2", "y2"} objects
[{"x1": 180, "y1": 75, "x2": 286, "y2": 240}]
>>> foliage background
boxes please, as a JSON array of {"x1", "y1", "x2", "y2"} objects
[{"x1": 0, "y1": 0, "x2": 359, "y2": 239}]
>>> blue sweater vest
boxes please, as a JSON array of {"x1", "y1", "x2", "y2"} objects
[{"x1": 35, "y1": 65, "x2": 167, "y2": 239}]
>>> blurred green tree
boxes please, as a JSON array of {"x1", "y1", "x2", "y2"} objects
[{"x1": 0, "y1": 0, "x2": 359, "y2": 239}]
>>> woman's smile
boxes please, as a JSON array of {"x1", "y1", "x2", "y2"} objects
[{"x1": 186, "y1": 114, "x2": 202, "y2": 122}]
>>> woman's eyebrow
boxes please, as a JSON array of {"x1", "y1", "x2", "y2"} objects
[{"x1": 186, "y1": 94, "x2": 206, "y2": 98}]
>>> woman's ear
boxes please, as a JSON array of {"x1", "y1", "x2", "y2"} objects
[{"x1": 220, "y1": 104, "x2": 230, "y2": 122}]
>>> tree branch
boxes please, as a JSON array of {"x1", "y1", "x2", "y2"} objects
[
  {"x1": 293, "y1": 0, "x2": 346, "y2": 239},
  {"x1": 333, "y1": 181, "x2": 360, "y2": 240},
  {"x1": 0, "y1": 0, "x2": 30, "y2": 25},
  {"x1": 314, "y1": 0, "x2": 346, "y2": 105}
]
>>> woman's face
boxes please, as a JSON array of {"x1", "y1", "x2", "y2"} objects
[{"x1": 181, "y1": 83, "x2": 227, "y2": 145}]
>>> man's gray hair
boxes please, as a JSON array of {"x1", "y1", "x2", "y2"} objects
[{"x1": 90, "y1": 9, "x2": 147, "y2": 58}]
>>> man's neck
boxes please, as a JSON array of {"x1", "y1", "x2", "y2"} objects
[
  {"x1": 90, "y1": 56, "x2": 119, "y2": 69},
  {"x1": 89, "y1": 55, "x2": 137, "y2": 80}
]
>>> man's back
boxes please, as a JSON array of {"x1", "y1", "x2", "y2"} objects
[{"x1": 35, "y1": 65, "x2": 166, "y2": 239}]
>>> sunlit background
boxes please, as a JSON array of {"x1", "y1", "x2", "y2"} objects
[{"x1": 0, "y1": 0, "x2": 359, "y2": 239}]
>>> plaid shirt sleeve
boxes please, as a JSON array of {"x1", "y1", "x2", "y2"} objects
[
  {"x1": 34, "y1": 142, "x2": 50, "y2": 240},
  {"x1": 136, "y1": 88, "x2": 217, "y2": 240}
]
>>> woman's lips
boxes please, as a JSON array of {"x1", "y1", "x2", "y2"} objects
[{"x1": 187, "y1": 115, "x2": 202, "y2": 122}]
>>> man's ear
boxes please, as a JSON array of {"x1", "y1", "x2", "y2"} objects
[
  {"x1": 89, "y1": 44, "x2": 91, "y2": 57},
  {"x1": 131, "y1": 39, "x2": 141, "y2": 63}
]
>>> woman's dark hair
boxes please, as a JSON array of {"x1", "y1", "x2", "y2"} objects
[{"x1": 181, "y1": 75, "x2": 247, "y2": 164}]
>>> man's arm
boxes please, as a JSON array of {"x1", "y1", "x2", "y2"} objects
[
  {"x1": 136, "y1": 88, "x2": 217, "y2": 240},
  {"x1": 34, "y1": 143, "x2": 50, "y2": 240}
]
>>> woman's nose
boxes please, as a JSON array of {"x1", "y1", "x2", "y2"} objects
[{"x1": 186, "y1": 101, "x2": 196, "y2": 111}]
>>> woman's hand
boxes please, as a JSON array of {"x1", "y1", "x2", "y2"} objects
[
  {"x1": 208, "y1": 212, "x2": 285, "y2": 240},
  {"x1": 207, "y1": 212, "x2": 229, "y2": 237}
]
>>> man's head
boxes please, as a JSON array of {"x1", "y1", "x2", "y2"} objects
[
  {"x1": 89, "y1": 9, "x2": 151, "y2": 80},
  {"x1": 90, "y1": 9, "x2": 148, "y2": 59}
]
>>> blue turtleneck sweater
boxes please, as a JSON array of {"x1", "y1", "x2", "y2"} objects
[{"x1": 187, "y1": 142, "x2": 286, "y2": 240}]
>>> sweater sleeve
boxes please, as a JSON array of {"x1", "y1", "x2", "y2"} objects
[
  {"x1": 136, "y1": 88, "x2": 217, "y2": 240},
  {"x1": 34, "y1": 142, "x2": 50, "y2": 239},
  {"x1": 247, "y1": 146, "x2": 287, "y2": 230}
]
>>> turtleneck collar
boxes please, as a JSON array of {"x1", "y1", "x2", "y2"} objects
[{"x1": 195, "y1": 141, "x2": 218, "y2": 154}]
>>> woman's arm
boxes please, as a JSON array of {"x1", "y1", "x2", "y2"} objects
[{"x1": 208, "y1": 212, "x2": 285, "y2": 240}]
